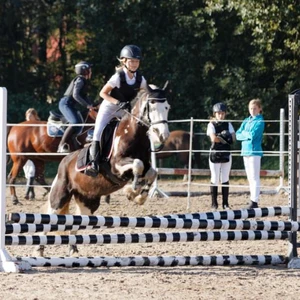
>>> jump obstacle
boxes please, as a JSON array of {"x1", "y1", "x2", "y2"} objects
[
  {"x1": 0, "y1": 87, "x2": 299, "y2": 272},
  {"x1": 2, "y1": 206, "x2": 293, "y2": 270},
  {"x1": 20, "y1": 255, "x2": 286, "y2": 268}
]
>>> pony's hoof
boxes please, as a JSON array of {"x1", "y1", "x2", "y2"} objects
[
  {"x1": 42, "y1": 190, "x2": 50, "y2": 197},
  {"x1": 134, "y1": 195, "x2": 147, "y2": 205},
  {"x1": 12, "y1": 198, "x2": 19, "y2": 205},
  {"x1": 123, "y1": 185, "x2": 135, "y2": 201},
  {"x1": 104, "y1": 195, "x2": 110, "y2": 204},
  {"x1": 69, "y1": 246, "x2": 79, "y2": 257},
  {"x1": 33, "y1": 246, "x2": 45, "y2": 257}
]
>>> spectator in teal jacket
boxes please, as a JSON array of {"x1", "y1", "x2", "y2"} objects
[{"x1": 236, "y1": 99, "x2": 265, "y2": 208}]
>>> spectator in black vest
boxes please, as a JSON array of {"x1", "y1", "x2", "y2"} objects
[
  {"x1": 57, "y1": 61, "x2": 94, "y2": 153},
  {"x1": 86, "y1": 45, "x2": 149, "y2": 177},
  {"x1": 206, "y1": 103, "x2": 236, "y2": 210}
]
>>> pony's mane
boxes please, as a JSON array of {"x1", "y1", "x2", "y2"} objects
[{"x1": 122, "y1": 85, "x2": 166, "y2": 122}]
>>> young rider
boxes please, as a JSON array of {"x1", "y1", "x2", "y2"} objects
[
  {"x1": 207, "y1": 103, "x2": 236, "y2": 210},
  {"x1": 57, "y1": 61, "x2": 94, "y2": 153},
  {"x1": 86, "y1": 45, "x2": 148, "y2": 177}
]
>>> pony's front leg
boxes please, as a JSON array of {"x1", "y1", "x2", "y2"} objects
[
  {"x1": 118, "y1": 158, "x2": 144, "y2": 203},
  {"x1": 134, "y1": 167, "x2": 157, "y2": 205}
]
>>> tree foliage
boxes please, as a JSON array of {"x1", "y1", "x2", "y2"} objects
[{"x1": 1, "y1": 0, "x2": 299, "y2": 130}]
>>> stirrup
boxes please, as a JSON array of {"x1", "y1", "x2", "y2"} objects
[
  {"x1": 85, "y1": 162, "x2": 98, "y2": 177},
  {"x1": 57, "y1": 143, "x2": 70, "y2": 153}
]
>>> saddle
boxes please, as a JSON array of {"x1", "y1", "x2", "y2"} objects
[
  {"x1": 47, "y1": 111, "x2": 67, "y2": 137},
  {"x1": 75, "y1": 119, "x2": 125, "y2": 185},
  {"x1": 48, "y1": 110, "x2": 68, "y2": 123},
  {"x1": 46, "y1": 110, "x2": 83, "y2": 137}
]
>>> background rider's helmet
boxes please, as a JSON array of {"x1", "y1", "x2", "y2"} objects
[
  {"x1": 213, "y1": 102, "x2": 227, "y2": 113},
  {"x1": 120, "y1": 45, "x2": 142, "y2": 60},
  {"x1": 75, "y1": 61, "x2": 92, "y2": 75}
]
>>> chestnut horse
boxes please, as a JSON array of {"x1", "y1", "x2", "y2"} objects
[
  {"x1": 156, "y1": 130, "x2": 201, "y2": 170},
  {"x1": 37, "y1": 84, "x2": 170, "y2": 256},
  {"x1": 7, "y1": 109, "x2": 98, "y2": 205}
]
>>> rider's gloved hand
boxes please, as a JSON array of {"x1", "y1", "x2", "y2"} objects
[{"x1": 117, "y1": 101, "x2": 131, "y2": 111}]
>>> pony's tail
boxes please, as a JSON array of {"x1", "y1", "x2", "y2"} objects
[{"x1": 192, "y1": 134, "x2": 201, "y2": 169}]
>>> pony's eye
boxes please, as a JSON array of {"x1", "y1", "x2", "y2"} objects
[{"x1": 150, "y1": 100, "x2": 156, "y2": 104}]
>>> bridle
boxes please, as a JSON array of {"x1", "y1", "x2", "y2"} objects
[
  {"x1": 121, "y1": 95, "x2": 169, "y2": 152},
  {"x1": 145, "y1": 97, "x2": 169, "y2": 127},
  {"x1": 84, "y1": 107, "x2": 98, "y2": 122},
  {"x1": 122, "y1": 96, "x2": 169, "y2": 128},
  {"x1": 143, "y1": 95, "x2": 169, "y2": 152}
]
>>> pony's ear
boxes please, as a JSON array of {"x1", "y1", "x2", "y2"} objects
[
  {"x1": 146, "y1": 84, "x2": 154, "y2": 92},
  {"x1": 162, "y1": 80, "x2": 169, "y2": 91}
]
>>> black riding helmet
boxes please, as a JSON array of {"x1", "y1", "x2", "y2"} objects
[
  {"x1": 213, "y1": 102, "x2": 227, "y2": 113},
  {"x1": 75, "y1": 61, "x2": 92, "y2": 75},
  {"x1": 120, "y1": 45, "x2": 142, "y2": 60}
]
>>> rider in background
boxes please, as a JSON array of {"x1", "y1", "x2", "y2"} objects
[
  {"x1": 85, "y1": 45, "x2": 148, "y2": 177},
  {"x1": 57, "y1": 61, "x2": 94, "y2": 153},
  {"x1": 23, "y1": 108, "x2": 40, "y2": 200}
]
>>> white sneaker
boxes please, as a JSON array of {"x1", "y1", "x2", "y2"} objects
[{"x1": 57, "y1": 143, "x2": 70, "y2": 153}]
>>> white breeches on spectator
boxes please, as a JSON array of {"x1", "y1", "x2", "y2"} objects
[
  {"x1": 243, "y1": 156, "x2": 261, "y2": 202},
  {"x1": 209, "y1": 155, "x2": 232, "y2": 186},
  {"x1": 93, "y1": 100, "x2": 125, "y2": 141}
]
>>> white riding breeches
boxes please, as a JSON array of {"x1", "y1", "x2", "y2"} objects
[
  {"x1": 209, "y1": 155, "x2": 232, "y2": 185},
  {"x1": 93, "y1": 100, "x2": 125, "y2": 141},
  {"x1": 243, "y1": 156, "x2": 261, "y2": 202}
]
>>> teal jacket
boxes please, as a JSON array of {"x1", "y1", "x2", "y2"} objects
[{"x1": 236, "y1": 114, "x2": 265, "y2": 156}]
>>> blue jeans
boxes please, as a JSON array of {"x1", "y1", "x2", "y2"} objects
[{"x1": 59, "y1": 96, "x2": 82, "y2": 134}]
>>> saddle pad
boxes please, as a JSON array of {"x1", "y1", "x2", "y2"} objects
[
  {"x1": 47, "y1": 122, "x2": 64, "y2": 137},
  {"x1": 75, "y1": 146, "x2": 90, "y2": 172},
  {"x1": 101, "y1": 121, "x2": 119, "y2": 160}
]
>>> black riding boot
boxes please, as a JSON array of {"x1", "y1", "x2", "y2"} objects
[
  {"x1": 222, "y1": 181, "x2": 229, "y2": 209},
  {"x1": 57, "y1": 126, "x2": 76, "y2": 153},
  {"x1": 25, "y1": 177, "x2": 35, "y2": 200},
  {"x1": 210, "y1": 184, "x2": 218, "y2": 210},
  {"x1": 85, "y1": 140, "x2": 100, "y2": 177}
]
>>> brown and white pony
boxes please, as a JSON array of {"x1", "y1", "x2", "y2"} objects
[{"x1": 37, "y1": 84, "x2": 170, "y2": 256}]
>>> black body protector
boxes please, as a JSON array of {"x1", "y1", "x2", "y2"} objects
[
  {"x1": 211, "y1": 122, "x2": 231, "y2": 152},
  {"x1": 64, "y1": 75, "x2": 90, "y2": 106},
  {"x1": 110, "y1": 70, "x2": 142, "y2": 103}
]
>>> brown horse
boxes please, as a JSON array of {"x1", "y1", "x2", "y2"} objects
[
  {"x1": 7, "y1": 108, "x2": 98, "y2": 205},
  {"x1": 37, "y1": 84, "x2": 170, "y2": 256},
  {"x1": 156, "y1": 130, "x2": 201, "y2": 170}
]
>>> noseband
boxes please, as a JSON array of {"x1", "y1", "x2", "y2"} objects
[{"x1": 145, "y1": 97, "x2": 169, "y2": 127}]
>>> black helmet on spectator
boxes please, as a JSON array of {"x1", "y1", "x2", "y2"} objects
[
  {"x1": 213, "y1": 102, "x2": 227, "y2": 113},
  {"x1": 120, "y1": 45, "x2": 142, "y2": 60},
  {"x1": 75, "y1": 61, "x2": 92, "y2": 75}
]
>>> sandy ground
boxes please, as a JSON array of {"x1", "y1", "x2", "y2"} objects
[{"x1": 1, "y1": 177, "x2": 300, "y2": 300}]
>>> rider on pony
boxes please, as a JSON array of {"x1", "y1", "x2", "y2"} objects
[
  {"x1": 57, "y1": 61, "x2": 94, "y2": 153},
  {"x1": 86, "y1": 45, "x2": 149, "y2": 177}
]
